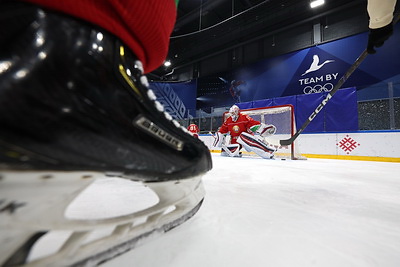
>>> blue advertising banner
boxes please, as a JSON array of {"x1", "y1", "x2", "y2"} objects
[
  {"x1": 196, "y1": 24, "x2": 400, "y2": 109},
  {"x1": 150, "y1": 80, "x2": 197, "y2": 118},
  {"x1": 150, "y1": 24, "x2": 398, "y2": 133},
  {"x1": 237, "y1": 87, "x2": 358, "y2": 132},
  {"x1": 295, "y1": 93, "x2": 326, "y2": 132},
  {"x1": 282, "y1": 46, "x2": 380, "y2": 97}
]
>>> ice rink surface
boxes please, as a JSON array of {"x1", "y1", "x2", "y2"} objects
[{"x1": 31, "y1": 154, "x2": 400, "y2": 267}]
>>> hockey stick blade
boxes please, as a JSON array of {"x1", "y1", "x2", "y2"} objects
[{"x1": 280, "y1": 13, "x2": 400, "y2": 147}]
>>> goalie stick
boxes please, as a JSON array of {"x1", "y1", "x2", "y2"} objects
[{"x1": 280, "y1": 13, "x2": 400, "y2": 147}]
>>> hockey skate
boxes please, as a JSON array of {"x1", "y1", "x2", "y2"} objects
[{"x1": 0, "y1": 2, "x2": 212, "y2": 266}]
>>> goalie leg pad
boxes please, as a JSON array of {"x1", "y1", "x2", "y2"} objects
[
  {"x1": 221, "y1": 144, "x2": 242, "y2": 157},
  {"x1": 213, "y1": 132, "x2": 226, "y2": 148},
  {"x1": 237, "y1": 132, "x2": 276, "y2": 159}
]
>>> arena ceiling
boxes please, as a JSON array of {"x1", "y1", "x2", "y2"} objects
[{"x1": 151, "y1": 0, "x2": 368, "y2": 79}]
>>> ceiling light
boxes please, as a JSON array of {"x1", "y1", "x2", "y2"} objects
[
  {"x1": 310, "y1": 0, "x2": 325, "y2": 8},
  {"x1": 164, "y1": 60, "x2": 171, "y2": 67}
]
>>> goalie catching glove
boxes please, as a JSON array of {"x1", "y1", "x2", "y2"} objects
[{"x1": 250, "y1": 123, "x2": 276, "y2": 137}]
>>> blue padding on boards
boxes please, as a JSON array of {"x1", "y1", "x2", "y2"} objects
[
  {"x1": 296, "y1": 93, "x2": 325, "y2": 132},
  {"x1": 252, "y1": 98, "x2": 273, "y2": 108},
  {"x1": 272, "y1": 95, "x2": 296, "y2": 107},
  {"x1": 325, "y1": 87, "x2": 358, "y2": 131},
  {"x1": 235, "y1": 87, "x2": 357, "y2": 132},
  {"x1": 237, "y1": 102, "x2": 253, "y2": 109}
]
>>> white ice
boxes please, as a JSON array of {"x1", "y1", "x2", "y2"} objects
[{"x1": 30, "y1": 154, "x2": 400, "y2": 267}]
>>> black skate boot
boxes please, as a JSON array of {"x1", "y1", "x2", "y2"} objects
[
  {"x1": 0, "y1": 2, "x2": 212, "y2": 181},
  {"x1": 0, "y1": 3, "x2": 211, "y2": 266}
]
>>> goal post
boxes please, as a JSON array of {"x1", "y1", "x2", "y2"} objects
[{"x1": 223, "y1": 104, "x2": 306, "y2": 160}]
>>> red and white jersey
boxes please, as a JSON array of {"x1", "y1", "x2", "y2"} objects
[
  {"x1": 219, "y1": 113, "x2": 260, "y2": 144},
  {"x1": 187, "y1": 124, "x2": 200, "y2": 138}
]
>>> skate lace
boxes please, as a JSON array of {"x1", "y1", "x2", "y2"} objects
[{"x1": 135, "y1": 60, "x2": 190, "y2": 135}]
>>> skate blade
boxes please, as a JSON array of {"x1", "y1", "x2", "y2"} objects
[{"x1": 0, "y1": 171, "x2": 205, "y2": 266}]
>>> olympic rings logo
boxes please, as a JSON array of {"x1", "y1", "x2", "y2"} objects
[{"x1": 303, "y1": 83, "x2": 334, "y2": 94}]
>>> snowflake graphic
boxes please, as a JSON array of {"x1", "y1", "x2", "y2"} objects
[{"x1": 336, "y1": 135, "x2": 360, "y2": 154}]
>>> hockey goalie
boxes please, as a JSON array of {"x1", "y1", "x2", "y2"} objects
[{"x1": 213, "y1": 105, "x2": 277, "y2": 159}]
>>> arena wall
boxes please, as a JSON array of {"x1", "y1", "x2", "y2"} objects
[{"x1": 199, "y1": 131, "x2": 400, "y2": 162}]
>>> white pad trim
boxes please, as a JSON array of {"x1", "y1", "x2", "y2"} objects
[{"x1": 237, "y1": 132, "x2": 276, "y2": 159}]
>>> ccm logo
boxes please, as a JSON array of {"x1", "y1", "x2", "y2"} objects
[{"x1": 309, "y1": 93, "x2": 332, "y2": 121}]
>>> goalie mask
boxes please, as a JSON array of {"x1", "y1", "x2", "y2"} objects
[{"x1": 229, "y1": 105, "x2": 240, "y2": 122}]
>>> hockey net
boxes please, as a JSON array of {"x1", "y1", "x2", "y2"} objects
[{"x1": 223, "y1": 104, "x2": 306, "y2": 160}]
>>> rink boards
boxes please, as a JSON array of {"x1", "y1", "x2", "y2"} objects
[{"x1": 199, "y1": 131, "x2": 400, "y2": 162}]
